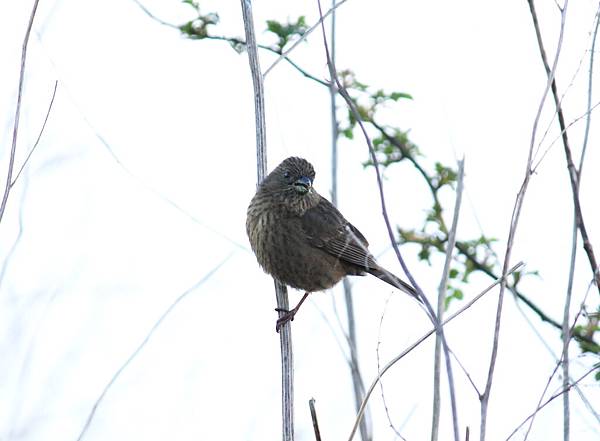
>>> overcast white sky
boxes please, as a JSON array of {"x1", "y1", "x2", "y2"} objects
[{"x1": 1, "y1": 0, "x2": 599, "y2": 440}]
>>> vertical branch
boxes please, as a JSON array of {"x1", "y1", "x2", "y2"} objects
[
  {"x1": 479, "y1": 1, "x2": 569, "y2": 439},
  {"x1": 1, "y1": 0, "x2": 41, "y2": 224},
  {"x1": 561, "y1": 8, "x2": 600, "y2": 441},
  {"x1": 330, "y1": 0, "x2": 339, "y2": 207},
  {"x1": 239, "y1": 1, "x2": 294, "y2": 440},
  {"x1": 327, "y1": 2, "x2": 370, "y2": 440},
  {"x1": 431, "y1": 159, "x2": 465, "y2": 441}
]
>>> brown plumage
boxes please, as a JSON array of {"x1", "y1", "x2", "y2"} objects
[{"x1": 246, "y1": 156, "x2": 418, "y2": 330}]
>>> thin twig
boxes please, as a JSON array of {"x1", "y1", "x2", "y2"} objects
[
  {"x1": 263, "y1": 0, "x2": 349, "y2": 77},
  {"x1": 309, "y1": 399, "x2": 322, "y2": 441},
  {"x1": 347, "y1": 262, "x2": 524, "y2": 441},
  {"x1": 478, "y1": 2, "x2": 569, "y2": 439},
  {"x1": 505, "y1": 364, "x2": 599, "y2": 440},
  {"x1": 531, "y1": 99, "x2": 600, "y2": 172},
  {"x1": 76, "y1": 253, "x2": 234, "y2": 441},
  {"x1": 376, "y1": 295, "x2": 407, "y2": 441},
  {"x1": 432, "y1": 159, "x2": 465, "y2": 441},
  {"x1": 450, "y1": 349, "x2": 480, "y2": 396},
  {"x1": 239, "y1": 1, "x2": 294, "y2": 440},
  {"x1": 11, "y1": 80, "x2": 59, "y2": 188},
  {"x1": 580, "y1": 4, "x2": 600, "y2": 175},
  {"x1": 1, "y1": 0, "x2": 40, "y2": 224},
  {"x1": 210, "y1": 35, "x2": 330, "y2": 86},
  {"x1": 131, "y1": 0, "x2": 179, "y2": 28}
]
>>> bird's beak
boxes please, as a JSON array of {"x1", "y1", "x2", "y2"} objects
[{"x1": 293, "y1": 176, "x2": 312, "y2": 194}]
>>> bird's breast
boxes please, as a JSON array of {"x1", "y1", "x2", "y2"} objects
[{"x1": 247, "y1": 203, "x2": 346, "y2": 292}]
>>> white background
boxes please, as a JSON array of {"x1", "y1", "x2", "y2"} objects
[{"x1": 1, "y1": 0, "x2": 599, "y2": 440}]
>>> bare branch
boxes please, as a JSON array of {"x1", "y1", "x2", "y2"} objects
[
  {"x1": 531, "y1": 99, "x2": 600, "y2": 172},
  {"x1": 239, "y1": 2, "x2": 294, "y2": 440},
  {"x1": 11, "y1": 80, "x2": 59, "y2": 188},
  {"x1": 131, "y1": 0, "x2": 179, "y2": 29},
  {"x1": 376, "y1": 295, "x2": 407, "y2": 441},
  {"x1": 450, "y1": 349, "x2": 480, "y2": 396},
  {"x1": 1, "y1": 0, "x2": 40, "y2": 224},
  {"x1": 432, "y1": 158, "x2": 464, "y2": 441}
]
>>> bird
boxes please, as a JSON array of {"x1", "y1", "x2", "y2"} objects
[{"x1": 246, "y1": 156, "x2": 419, "y2": 331}]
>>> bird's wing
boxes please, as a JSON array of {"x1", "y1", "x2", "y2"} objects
[{"x1": 300, "y1": 196, "x2": 378, "y2": 270}]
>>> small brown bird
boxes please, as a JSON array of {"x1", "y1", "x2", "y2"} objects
[{"x1": 246, "y1": 156, "x2": 418, "y2": 331}]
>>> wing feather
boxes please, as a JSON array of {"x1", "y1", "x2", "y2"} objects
[{"x1": 300, "y1": 196, "x2": 378, "y2": 270}]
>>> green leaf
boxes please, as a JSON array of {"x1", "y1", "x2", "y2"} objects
[
  {"x1": 265, "y1": 16, "x2": 308, "y2": 50},
  {"x1": 390, "y1": 91, "x2": 413, "y2": 101},
  {"x1": 266, "y1": 20, "x2": 283, "y2": 35},
  {"x1": 418, "y1": 245, "x2": 431, "y2": 263},
  {"x1": 341, "y1": 128, "x2": 354, "y2": 139}
]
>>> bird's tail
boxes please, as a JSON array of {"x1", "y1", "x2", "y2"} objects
[{"x1": 368, "y1": 266, "x2": 421, "y2": 302}]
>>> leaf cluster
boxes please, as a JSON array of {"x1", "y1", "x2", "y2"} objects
[
  {"x1": 266, "y1": 16, "x2": 308, "y2": 53},
  {"x1": 179, "y1": 0, "x2": 219, "y2": 40}
]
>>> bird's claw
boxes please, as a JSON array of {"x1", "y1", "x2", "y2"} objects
[{"x1": 275, "y1": 310, "x2": 296, "y2": 332}]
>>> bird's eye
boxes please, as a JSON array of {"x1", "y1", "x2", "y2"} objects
[{"x1": 283, "y1": 171, "x2": 290, "y2": 179}]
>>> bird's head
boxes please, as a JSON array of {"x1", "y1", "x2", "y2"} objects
[{"x1": 258, "y1": 157, "x2": 317, "y2": 212}]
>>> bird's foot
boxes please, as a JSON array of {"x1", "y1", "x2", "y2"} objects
[
  {"x1": 274, "y1": 292, "x2": 310, "y2": 333},
  {"x1": 275, "y1": 308, "x2": 296, "y2": 333}
]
